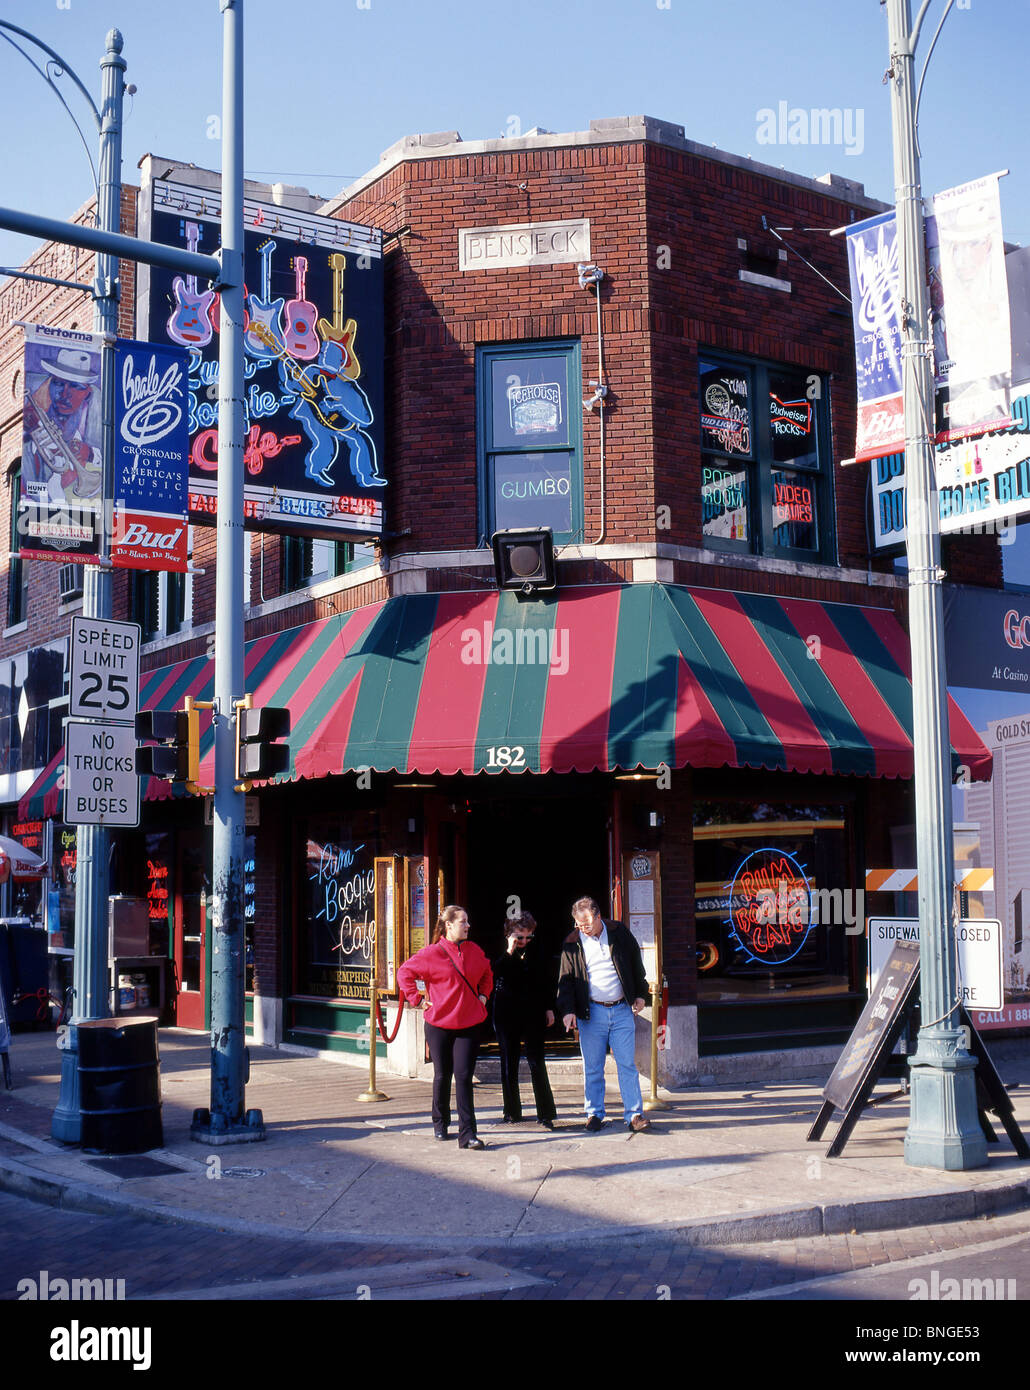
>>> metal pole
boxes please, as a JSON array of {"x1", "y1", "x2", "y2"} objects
[
  {"x1": 885, "y1": 0, "x2": 986, "y2": 1169},
  {"x1": 52, "y1": 29, "x2": 125, "y2": 1144},
  {"x1": 191, "y1": 0, "x2": 263, "y2": 1145}
]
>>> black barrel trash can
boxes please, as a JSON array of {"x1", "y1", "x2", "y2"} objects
[{"x1": 78, "y1": 1016, "x2": 163, "y2": 1154}]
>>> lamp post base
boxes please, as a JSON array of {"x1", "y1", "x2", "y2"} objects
[
  {"x1": 904, "y1": 1048, "x2": 987, "y2": 1171},
  {"x1": 52, "y1": 1035, "x2": 82, "y2": 1145},
  {"x1": 189, "y1": 1107, "x2": 266, "y2": 1145}
]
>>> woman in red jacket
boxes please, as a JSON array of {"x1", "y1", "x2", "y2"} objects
[{"x1": 397, "y1": 905, "x2": 493, "y2": 1149}]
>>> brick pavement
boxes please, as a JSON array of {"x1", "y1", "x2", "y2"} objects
[{"x1": 4, "y1": 1189, "x2": 1030, "y2": 1302}]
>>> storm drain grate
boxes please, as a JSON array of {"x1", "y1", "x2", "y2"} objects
[{"x1": 86, "y1": 1156, "x2": 186, "y2": 1179}]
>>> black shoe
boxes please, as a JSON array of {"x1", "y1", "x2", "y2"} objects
[
  {"x1": 538, "y1": 1117, "x2": 555, "y2": 1130},
  {"x1": 501, "y1": 1114, "x2": 521, "y2": 1124},
  {"x1": 434, "y1": 1130, "x2": 448, "y2": 1140},
  {"x1": 585, "y1": 1115, "x2": 603, "y2": 1132},
  {"x1": 460, "y1": 1136, "x2": 485, "y2": 1150}
]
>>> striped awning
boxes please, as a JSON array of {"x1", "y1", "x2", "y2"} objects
[{"x1": 18, "y1": 583, "x2": 992, "y2": 816}]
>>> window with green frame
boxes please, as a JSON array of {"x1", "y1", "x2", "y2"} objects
[
  {"x1": 476, "y1": 340, "x2": 583, "y2": 544},
  {"x1": 130, "y1": 568, "x2": 187, "y2": 643},
  {"x1": 699, "y1": 355, "x2": 836, "y2": 563},
  {"x1": 7, "y1": 461, "x2": 27, "y2": 628},
  {"x1": 281, "y1": 537, "x2": 376, "y2": 593}
]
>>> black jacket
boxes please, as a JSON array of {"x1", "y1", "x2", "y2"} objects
[
  {"x1": 491, "y1": 942, "x2": 556, "y2": 1020},
  {"x1": 556, "y1": 919, "x2": 649, "y2": 1021}
]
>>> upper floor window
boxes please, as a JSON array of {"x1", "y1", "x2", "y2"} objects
[
  {"x1": 699, "y1": 356, "x2": 835, "y2": 563},
  {"x1": 282, "y1": 537, "x2": 376, "y2": 594},
  {"x1": 476, "y1": 341, "x2": 583, "y2": 545},
  {"x1": 129, "y1": 526, "x2": 193, "y2": 642}
]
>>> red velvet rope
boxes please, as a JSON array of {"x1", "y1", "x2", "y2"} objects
[{"x1": 374, "y1": 995, "x2": 405, "y2": 1043}]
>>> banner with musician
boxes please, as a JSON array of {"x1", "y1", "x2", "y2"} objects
[
  {"x1": 142, "y1": 180, "x2": 386, "y2": 541},
  {"x1": 19, "y1": 323, "x2": 103, "y2": 563}
]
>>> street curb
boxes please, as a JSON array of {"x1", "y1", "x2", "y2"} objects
[{"x1": 1, "y1": 1148, "x2": 1027, "y2": 1251}]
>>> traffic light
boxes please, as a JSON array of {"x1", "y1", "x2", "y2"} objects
[
  {"x1": 135, "y1": 704, "x2": 200, "y2": 784},
  {"x1": 235, "y1": 703, "x2": 290, "y2": 788}
]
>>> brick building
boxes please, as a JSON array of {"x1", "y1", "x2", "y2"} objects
[{"x1": 1, "y1": 116, "x2": 996, "y2": 1083}]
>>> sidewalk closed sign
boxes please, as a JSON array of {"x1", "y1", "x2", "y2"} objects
[
  {"x1": 868, "y1": 916, "x2": 1003, "y2": 1011},
  {"x1": 64, "y1": 720, "x2": 140, "y2": 827}
]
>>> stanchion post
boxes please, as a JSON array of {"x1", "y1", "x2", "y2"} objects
[{"x1": 357, "y1": 976, "x2": 388, "y2": 1103}]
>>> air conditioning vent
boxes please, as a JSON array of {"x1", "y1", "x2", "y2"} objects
[{"x1": 58, "y1": 565, "x2": 83, "y2": 602}]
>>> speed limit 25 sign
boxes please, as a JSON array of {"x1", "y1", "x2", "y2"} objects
[{"x1": 70, "y1": 617, "x2": 141, "y2": 725}]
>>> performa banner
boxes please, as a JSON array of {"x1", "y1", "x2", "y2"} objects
[
  {"x1": 930, "y1": 173, "x2": 1012, "y2": 441},
  {"x1": 111, "y1": 339, "x2": 190, "y2": 572},
  {"x1": 19, "y1": 323, "x2": 104, "y2": 563},
  {"x1": 142, "y1": 180, "x2": 385, "y2": 540},
  {"x1": 845, "y1": 212, "x2": 904, "y2": 463}
]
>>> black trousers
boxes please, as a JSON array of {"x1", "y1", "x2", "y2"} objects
[
  {"x1": 493, "y1": 1004, "x2": 556, "y2": 1122},
  {"x1": 424, "y1": 1021, "x2": 481, "y2": 1143}
]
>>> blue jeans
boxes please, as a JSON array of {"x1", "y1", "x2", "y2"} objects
[{"x1": 577, "y1": 1001, "x2": 642, "y2": 1123}]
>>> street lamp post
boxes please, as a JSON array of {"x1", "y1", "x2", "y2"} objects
[
  {"x1": 0, "y1": 23, "x2": 129, "y2": 1145},
  {"x1": 885, "y1": 0, "x2": 987, "y2": 1170}
]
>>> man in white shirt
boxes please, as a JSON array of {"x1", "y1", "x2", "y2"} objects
[{"x1": 557, "y1": 896, "x2": 651, "y2": 1132}]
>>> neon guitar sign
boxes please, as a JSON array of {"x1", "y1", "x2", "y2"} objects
[
  {"x1": 167, "y1": 221, "x2": 215, "y2": 348},
  {"x1": 283, "y1": 256, "x2": 319, "y2": 360}
]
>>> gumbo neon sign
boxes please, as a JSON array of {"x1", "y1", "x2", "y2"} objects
[{"x1": 727, "y1": 847, "x2": 814, "y2": 964}]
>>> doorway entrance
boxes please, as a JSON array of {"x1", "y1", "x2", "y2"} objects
[
  {"x1": 465, "y1": 781, "x2": 610, "y2": 1051},
  {"x1": 173, "y1": 834, "x2": 209, "y2": 1029}
]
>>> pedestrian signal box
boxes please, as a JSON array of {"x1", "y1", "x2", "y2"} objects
[{"x1": 235, "y1": 703, "x2": 290, "y2": 789}]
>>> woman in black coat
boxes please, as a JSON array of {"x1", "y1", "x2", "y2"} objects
[{"x1": 491, "y1": 911, "x2": 557, "y2": 1128}]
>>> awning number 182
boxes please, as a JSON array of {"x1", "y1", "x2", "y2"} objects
[{"x1": 485, "y1": 745, "x2": 526, "y2": 769}]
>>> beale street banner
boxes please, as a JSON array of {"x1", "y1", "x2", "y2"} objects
[
  {"x1": 111, "y1": 338, "x2": 189, "y2": 572},
  {"x1": 19, "y1": 323, "x2": 103, "y2": 563},
  {"x1": 929, "y1": 173, "x2": 1012, "y2": 442},
  {"x1": 870, "y1": 378, "x2": 1030, "y2": 548},
  {"x1": 142, "y1": 180, "x2": 385, "y2": 540},
  {"x1": 845, "y1": 212, "x2": 905, "y2": 463}
]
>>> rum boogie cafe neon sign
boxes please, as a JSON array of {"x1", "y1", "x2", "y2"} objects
[{"x1": 727, "y1": 847, "x2": 814, "y2": 965}]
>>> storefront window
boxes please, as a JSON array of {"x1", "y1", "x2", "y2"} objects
[
  {"x1": 145, "y1": 833, "x2": 173, "y2": 958},
  {"x1": 53, "y1": 824, "x2": 77, "y2": 951},
  {"x1": 300, "y1": 818, "x2": 378, "y2": 1001},
  {"x1": 693, "y1": 801, "x2": 852, "y2": 1001}
]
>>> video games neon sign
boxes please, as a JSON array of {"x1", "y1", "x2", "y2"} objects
[{"x1": 726, "y1": 847, "x2": 814, "y2": 964}]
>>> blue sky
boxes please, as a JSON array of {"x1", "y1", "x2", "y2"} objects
[
  {"x1": 2, "y1": 0, "x2": 1029, "y2": 599},
  {"x1": 1, "y1": 0, "x2": 1026, "y2": 265}
]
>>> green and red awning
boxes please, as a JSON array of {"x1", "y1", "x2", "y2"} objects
[{"x1": 18, "y1": 583, "x2": 991, "y2": 819}]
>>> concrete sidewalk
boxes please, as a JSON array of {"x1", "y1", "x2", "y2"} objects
[{"x1": 0, "y1": 1028, "x2": 1028, "y2": 1249}]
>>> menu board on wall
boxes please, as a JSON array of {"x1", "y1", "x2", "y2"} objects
[{"x1": 623, "y1": 850, "x2": 661, "y2": 987}]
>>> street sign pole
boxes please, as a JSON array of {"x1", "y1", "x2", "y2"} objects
[
  {"x1": 190, "y1": 0, "x2": 264, "y2": 1146},
  {"x1": 885, "y1": 0, "x2": 987, "y2": 1169},
  {"x1": 52, "y1": 30, "x2": 126, "y2": 1144}
]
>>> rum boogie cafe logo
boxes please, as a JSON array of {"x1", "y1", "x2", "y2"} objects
[{"x1": 727, "y1": 847, "x2": 814, "y2": 964}]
